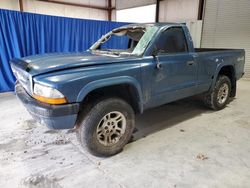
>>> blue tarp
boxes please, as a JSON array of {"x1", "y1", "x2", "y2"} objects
[{"x1": 0, "y1": 9, "x2": 128, "y2": 92}]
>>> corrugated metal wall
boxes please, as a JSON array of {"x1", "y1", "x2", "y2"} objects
[{"x1": 201, "y1": 0, "x2": 250, "y2": 78}]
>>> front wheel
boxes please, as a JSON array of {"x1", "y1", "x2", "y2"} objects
[
  {"x1": 77, "y1": 98, "x2": 135, "y2": 157},
  {"x1": 203, "y1": 75, "x2": 231, "y2": 110}
]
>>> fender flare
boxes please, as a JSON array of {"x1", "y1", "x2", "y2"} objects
[
  {"x1": 210, "y1": 62, "x2": 235, "y2": 91},
  {"x1": 76, "y1": 76, "x2": 144, "y2": 113}
]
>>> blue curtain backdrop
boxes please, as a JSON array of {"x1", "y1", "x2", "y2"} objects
[{"x1": 0, "y1": 9, "x2": 128, "y2": 92}]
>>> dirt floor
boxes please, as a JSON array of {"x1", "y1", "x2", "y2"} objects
[{"x1": 0, "y1": 80, "x2": 250, "y2": 188}]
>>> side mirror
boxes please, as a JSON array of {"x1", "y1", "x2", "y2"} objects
[{"x1": 152, "y1": 46, "x2": 158, "y2": 57}]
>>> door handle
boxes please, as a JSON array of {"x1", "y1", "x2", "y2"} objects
[
  {"x1": 187, "y1": 61, "x2": 195, "y2": 66},
  {"x1": 156, "y1": 62, "x2": 162, "y2": 69},
  {"x1": 154, "y1": 55, "x2": 163, "y2": 70}
]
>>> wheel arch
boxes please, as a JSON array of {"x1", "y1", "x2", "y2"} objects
[
  {"x1": 76, "y1": 76, "x2": 144, "y2": 114},
  {"x1": 212, "y1": 64, "x2": 236, "y2": 97}
]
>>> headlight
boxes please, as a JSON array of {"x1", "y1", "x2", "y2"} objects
[{"x1": 33, "y1": 83, "x2": 67, "y2": 104}]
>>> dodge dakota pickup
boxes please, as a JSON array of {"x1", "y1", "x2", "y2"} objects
[{"x1": 11, "y1": 23, "x2": 245, "y2": 156}]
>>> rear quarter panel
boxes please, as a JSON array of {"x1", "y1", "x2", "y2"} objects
[{"x1": 195, "y1": 49, "x2": 245, "y2": 93}]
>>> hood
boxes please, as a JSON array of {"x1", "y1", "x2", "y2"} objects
[{"x1": 12, "y1": 52, "x2": 137, "y2": 76}]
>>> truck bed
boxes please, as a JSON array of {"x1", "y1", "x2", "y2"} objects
[{"x1": 194, "y1": 48, "x2": 245, "y2": 82}]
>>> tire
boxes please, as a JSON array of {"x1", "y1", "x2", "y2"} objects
[
  {"x1": 203, "y1": 75, "x2": 231, "y2": 110},
  {"x1": 76, "y1": 98, "x2": 135, "y2": 157}
]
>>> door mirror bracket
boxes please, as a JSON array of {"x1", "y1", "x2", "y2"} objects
[{"x1": 152, "y1": 47, "x2": 158, "y2": 57}]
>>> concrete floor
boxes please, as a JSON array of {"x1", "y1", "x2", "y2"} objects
[{"x1": 0, "y1": 80, "x2": 250, "y2": 188}]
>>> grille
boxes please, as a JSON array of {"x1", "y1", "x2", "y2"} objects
[{"x1": 11, "y1": 65, "x2": 32, "y2": 94}]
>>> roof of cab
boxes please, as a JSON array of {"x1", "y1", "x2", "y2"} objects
[{"x1": 117, "y1": 22, "x2": 186, "y2": 29}]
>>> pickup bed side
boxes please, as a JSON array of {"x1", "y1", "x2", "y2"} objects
[{"x1": 194, "y1": 49, "x2": 245, "y2": 96}]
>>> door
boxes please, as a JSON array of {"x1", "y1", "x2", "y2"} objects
[{"x1": 151, "y1": 27, "x2": 197, "y2": 105}]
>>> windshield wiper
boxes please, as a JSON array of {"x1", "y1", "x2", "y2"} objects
[
  {"x1": 91, "y1": 49, "x2": 121, "y2": 56},
  {"x1": 112, "y1": 52, "x2": 120, "y2": 55}
]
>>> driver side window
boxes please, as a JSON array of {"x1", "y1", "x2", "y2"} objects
[{"x1": 155, "y1": 27, "x2": 188, "y2": 54}]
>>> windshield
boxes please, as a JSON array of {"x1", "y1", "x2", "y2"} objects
[{"x1": 90, "y1": 26, "x2": 158, "y2": 56}]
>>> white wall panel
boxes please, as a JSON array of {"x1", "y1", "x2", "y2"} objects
[
  {"x1": 25, "y1": 0, "x2": 65, "y2": 17},
  {"x1": 64, "y1": 5, "x2": 93, "y2": 19},
  {"x1": 0, "y1": 0, "x2": 20, "y2": 11},
  {"x1": 157, "y1": 0, "x2": 201, "y2": 48},
  {"x1": 60, "y1": 0, "x2": 107, "y2": 7},
  {"x1": 116, "y1": 4, "x2": 156, "y2": 23},
  {"x1": 186, "y1": 20, "x2": 202, "y2": 48},
  {"x1": 23, "y1": 0, "x2": 108, "y2": 20},
  {"x1": 159, "y1": 0, "x2": 199, "y2": 22},
  {"x1": 0, "y1": 0, "x2": 109, "y2": 20},
  {"x1": 116, "y1": 0, "x2": 155, "y2": 10},
  {"x1": 111, "y1": 9, "x2": 116, "y2": 20}
]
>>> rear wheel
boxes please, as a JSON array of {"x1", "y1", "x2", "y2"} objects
[
  {"x1": 76, "y1": 98, "x2": 135, "y2": 157},
  {"x1": 203, "y1": 75, "x2": 231, "y2": 110}
]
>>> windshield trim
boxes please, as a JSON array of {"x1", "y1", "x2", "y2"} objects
[{"x1": 89, "y1": 26, "x2": 159, "y2": 57}]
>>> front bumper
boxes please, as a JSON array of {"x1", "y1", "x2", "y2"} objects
[{"x1": 15, "y1": 83, "x2": 79, "y2": 129}]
